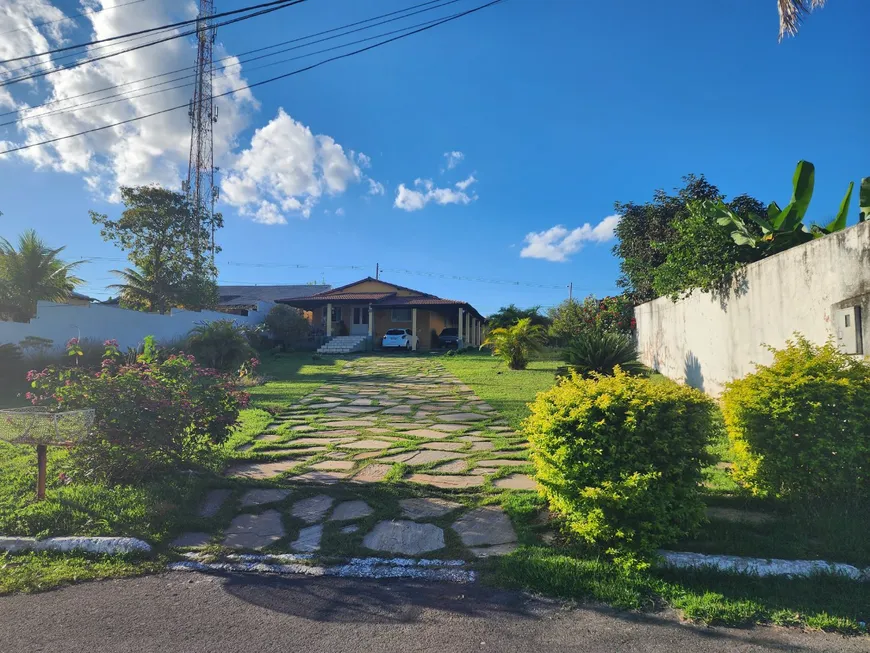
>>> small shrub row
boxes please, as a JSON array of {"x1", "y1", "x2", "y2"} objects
[
  {"x1": 28, "y1": 341, "x2": 248, "y2": 483},
  {"x1": 526, "y1": 369, "x2": 716, "y2": 566},
  {"x1": 722, "y1": 335, "x2": 870, "y2": 503}
]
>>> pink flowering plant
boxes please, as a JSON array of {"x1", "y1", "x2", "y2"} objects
[
  {"x1": 28, "y1": 348, "x2": 249, "y2": 483},
  {"x1": 238, "y1": 357, "x2": 260, "y2": 379}
]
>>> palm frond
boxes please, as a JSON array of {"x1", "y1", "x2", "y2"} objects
[{"x1": 778, "y1": 0, "x2": 827, "y2": 39}]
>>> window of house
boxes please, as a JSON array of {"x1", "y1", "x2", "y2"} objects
[
  {"x1": 327, "y1": 306, "x2": 341, "y2": 322},
  {"x1": 391, "y1": 308, "x2": 412, "y2": 322}
]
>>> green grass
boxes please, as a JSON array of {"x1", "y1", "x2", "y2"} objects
[
  {"x1": 246, "y1": 353, "x2": 349, "y2": 413},
  {"x1": 0, "y1": 353, "x2": 349, "y2": 540},
  {"x1": 483, "y1": 546, "x2": 869, "y2": 634},
  {"x1": 439, "y1": 351, "x2": 561, "y2": 428},
  {"x1": 0, "y1": 551, "x2": 162, "y2": 595}
]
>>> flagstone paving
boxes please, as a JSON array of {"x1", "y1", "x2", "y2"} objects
[
  {"x1": 362, "y1": 520, "x2": 446, "y2": 555},
  {"x1": 399, "y1": 498, "x2": 462, "y2": 520},
  {"x1": 182, "y1": 356, "x2": 543, "y2": 563},
  {"x1": 223, "y1": 511, "x2": 285, "y2": 550},
  {"x1": 239, "y1": 489, "x2": 291, "y2": 507}
]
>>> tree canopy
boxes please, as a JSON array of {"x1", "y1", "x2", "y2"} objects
[
  {"x1": 0, "y1": 230, "x2": 83, "y2": 322},
  {"x1": 613, "y1": 175, "x2": 766, "y2": 303},
  {"x1": 90, "y1": 186, "x2": 221, "y2": 313},
  {"x1": 487, "y1": 304, "x2": 551, "y2": 329}
]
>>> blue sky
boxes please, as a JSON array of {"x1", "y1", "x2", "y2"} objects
[{"x1": 0, "y1": 0, "x2": 867, "y2": 315}]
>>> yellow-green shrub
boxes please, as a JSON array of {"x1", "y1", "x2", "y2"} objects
[
  {"x1": 525, "y1": 369, "x2": 715, "y2": 562},
  {"x1": 722, "y1": 335, "x2": 870, "y2": 501}
]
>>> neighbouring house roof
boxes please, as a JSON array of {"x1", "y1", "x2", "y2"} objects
[
  {"x1": 277, "y1": 277, "x2": 485, "y2": 321},
  {"x1": 217, "y1": 284, "x2": 330, "y2": 307},
  {"x1": 310, "y1": 276, "x2": 426, "y2": 297},
  {"x1": 69, "y1": 291, "x2": 95, "y2": 302}
]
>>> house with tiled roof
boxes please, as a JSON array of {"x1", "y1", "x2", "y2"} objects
[
  {"x1": 278, "y1": 277, "x2": 485, "y2": 351},
  {"x1": 216, "y1": 284, "x2": 330, "y2": 316}
]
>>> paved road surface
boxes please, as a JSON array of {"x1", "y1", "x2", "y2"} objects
[{"x1": 1, "y1": 572, "x2": 866, "y2": 652}]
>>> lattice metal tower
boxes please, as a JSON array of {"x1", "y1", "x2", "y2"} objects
[{"x1": 184, "y1": 0, "x2": 219, "y2": 265}]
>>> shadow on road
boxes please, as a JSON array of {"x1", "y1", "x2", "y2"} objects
[
  {"x1": 222, "y1": 574, "x2": 537, "y2": 624},
  {"x1": 219, "y1": 573, "x2": 826, "y2": 652}
]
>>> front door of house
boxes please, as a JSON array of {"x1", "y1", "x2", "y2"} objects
[{"x1": 351, "y1": 305, "x2": 369, "y2": 335}]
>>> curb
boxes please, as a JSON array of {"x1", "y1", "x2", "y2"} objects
[
  {"x1": 659, "y1": 550, "x2": 870, "y2": 582},
  {"x1": 168, "y1": 553, "x2": 476, "y2": 583},
  {"x1": 0, "y1": 536, "x2": 152, "y2": 555}
]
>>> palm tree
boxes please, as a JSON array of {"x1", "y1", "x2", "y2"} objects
[
  {"x1": 778, "y1": 0, "x2": 827, "y2": 39},
  {"x1": 0, "y1": 230, "x2": 82, "y2": 321},
  {"x1": 481, "y1": 317, "x2": 547, "y2": 370},
  {"x1": 109, "y1": 266, "x2": 177, "y2": 314}
]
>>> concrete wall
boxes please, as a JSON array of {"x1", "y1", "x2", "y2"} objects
[
  {"x1": 0, "y1": 300, "x2": 269, "y2": 353},
  {"x1": 635, "y1": 220, "x2": 870, "y2": 396}
]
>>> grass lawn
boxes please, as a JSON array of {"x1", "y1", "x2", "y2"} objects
[
  {"x1": 439, "y1": 351, "x2": 562, "y2": 428},
  {"x1": 439, "y1": 352, "x2": 869, "y2": 634},
  {"x1": 0, "y1": 352, "x2": 348, "y2": 595}
]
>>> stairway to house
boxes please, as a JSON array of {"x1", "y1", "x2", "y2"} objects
[{"x1": 317, "y1": 335, "x2": 368, "y2": 355}]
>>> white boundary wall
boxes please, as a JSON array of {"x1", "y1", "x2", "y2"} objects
[
  {"x1": 0, "y1": 301, "x2": 271, "y2": 353},
  {"x1": 635, "y1": 220, "x2": 870, "y2": 396}
]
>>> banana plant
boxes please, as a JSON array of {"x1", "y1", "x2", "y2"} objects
[{"x1": 696, "y1": 161, "x2": 862, "y2": 255}]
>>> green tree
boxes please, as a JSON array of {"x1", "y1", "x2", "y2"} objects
[
  {"x1": 90, "y1": 186, "x2": 220, "y2": 314},
  {"x1": 265, "y1": 304, "x2": 310, "y2": 350},
  {"x1": 0, "y1": 230, "x2": 83, "y2": 321},
  {"x1": 487, "y1": 304, "x2": 551, "y2": 329},
  {"x1": 651, "y1": 194, "x2": 767, "y2": 300},
  {"x1": 613, "y1": 175, "x2": 721, "y2": 303},
  {"x1": 481, "y1": 317, "x2": 546, "y2": 370},
  {"x1": 613, "y1": 176, "x2": 766, "y2": 303},
  {"x1": 548, "y1": 295, "x2": 635, "y2": 345}
]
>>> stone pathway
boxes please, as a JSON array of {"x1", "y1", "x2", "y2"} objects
[{"x1": 174, "y1": 357, "x2": 534, "y2": 561}]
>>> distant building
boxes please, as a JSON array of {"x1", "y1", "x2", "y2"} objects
[
  {"x1": 217, "y1": 284, "x2": 331, "y2": 317},
  {"x1": 65, "y1": 291, "x2": 96, "y2": 306}
]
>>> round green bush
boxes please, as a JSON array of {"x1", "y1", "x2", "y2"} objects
[
  {"x1": 525, "y1": 369, "x2": 715, "y2": 563},
  {"x1": 722, "y1": 335, "x2": 870, "y2": 502}
]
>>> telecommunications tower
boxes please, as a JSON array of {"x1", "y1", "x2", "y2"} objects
[{"x1": 184, "y1": 0, "x2": 219, "y2": 264}]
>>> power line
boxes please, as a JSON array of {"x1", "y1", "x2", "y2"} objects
[
  {"x1": 2, "y1": 20, "x2": 184, "y2": 80},
  {"x1": 75, "y1": 257, "x2": 573, "y2": 292},
  {"x1": 2, "y1": 1, "x2": 465, "y2": 129},
  {"x1": 0, "y1": 0, "x2": 309, "y2": 88},
  {"x1": 0, "y1": 0, "x2": 306, "y2": 65},
  {"x1": 0, "y1": 0, "x2": 506, "y2": 157},
  {"x1": 0, "y1": 0, "x2": 148, "y2": 38},
  {"x1": 380, "y1": 267, "x2": 567, "y2": 290},
  {"x1": 0, "y1": 0, "x2": 455, "y2": 120}
]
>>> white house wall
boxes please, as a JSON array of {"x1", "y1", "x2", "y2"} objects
[
  {"x1": 635, "y1": 220, "x2": 870, "y2": 395},
  {"x1": 0, "y1": 301, "x2": 271, "y2": 353}
]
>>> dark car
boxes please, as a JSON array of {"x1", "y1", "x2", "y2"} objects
[{"x1": 438, "y1": 327, "x2": 460, "y2": 348}]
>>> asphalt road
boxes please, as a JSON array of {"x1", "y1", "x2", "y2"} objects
[{"x1": 0, "y1": 572, "x2": 866, "y2": 653}]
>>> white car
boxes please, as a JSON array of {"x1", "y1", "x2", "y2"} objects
[{"x1": 382, "y1": 328, "x2": 418, "y2": 351}]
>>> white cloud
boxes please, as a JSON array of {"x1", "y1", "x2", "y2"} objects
[
  {"x1": 443, "y1": 150, "x2": 463, "y2": 170},
  {"x1": 455, "y1": 175, "x2": 476, "y2": 191},
  {"x1": 367, "y1": 178, "x2": 385, "y2": 196},
  {"x1": 221, "y1": 108, "x2": 364, "y2": 223},
  {"x1": 0, "y1": 2, "x2": 380, "y2": 218},
  {"x1": 520, "y1": 215, "x2": 621, "y2": 262},
  {"x1": 0, "y1": 0, "x2": 254, "y2": 198},
  {"x1": 394, "y1": 177, "x2": 476, "y2": 212},
  {"x1": 335, "y1": 207, "x2": 345, "y2": 216}
]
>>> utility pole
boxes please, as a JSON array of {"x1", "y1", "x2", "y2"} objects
[
  {"x1": 375, "y1": 263, "x2": 379, "y2": 280},
  {"x1": 568, "y1": 282, "x2": 573, "y2": 302},
  {"x1": 183, "y1": 0, "x2": 218, "y2": 271}
]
